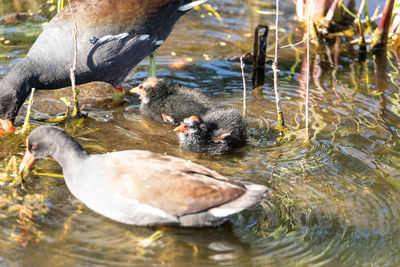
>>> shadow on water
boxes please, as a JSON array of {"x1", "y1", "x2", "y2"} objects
[{"x1": 1, "y1": 0, "x2": 400, "y2": 266}]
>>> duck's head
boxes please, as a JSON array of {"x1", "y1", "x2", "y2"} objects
[
  {"x1": 174, "y1": 116, "x2": 204, "y2": 135},
  {"x1": 0, "y1": 88, "x2": 25, "y2": 133},
  {"x1": 0, "y1": 61, "x2": 39, "y2": 133},
  {"x1": 19, "y1": 126, "x2": 86, "y2": 174},
  {"x1": 18, "y1": 126, "x2": 63, "y2": 173},
  {"x1": 130, "y1": 77, "x2": 174, "y2": 103}
]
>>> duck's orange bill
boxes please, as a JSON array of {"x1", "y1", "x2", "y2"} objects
[
  {"x1": 174, "y1": 124, "x2": 187, "y2": 133},
  {"x1": 129, "y1": 86, "x2": 148, "y2": 96},
  {"x1": 19, "y1": 145, "x2": 35, "y2": 174},
  {"x1": 0, "y1": 118, "x2": 15, "y2": 132}
]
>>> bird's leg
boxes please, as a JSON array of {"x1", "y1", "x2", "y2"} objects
[
  {"x1": 113, "y1": 85, "x2": 125, "y2": 105},
  {"x1": 21, "y1": 88, "x2": 35, "y2": 135},
  {"x1": 138, "y1": 228, "x2": 165, "y2": 247},
  {"x1": 69, "y1": 0, "x2": 79, "y2": 118},
  {"x1": 149, "y1": 52, "x2": 157, "y2": 77}
]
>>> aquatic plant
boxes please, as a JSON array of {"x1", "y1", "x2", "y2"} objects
[{"x1": 57, "y1": 0, "x2": 64, "y2": 13}]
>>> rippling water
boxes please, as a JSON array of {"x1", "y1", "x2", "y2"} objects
[{"x1": 1, "y1": 0, "x2": 400, "y2": 266}]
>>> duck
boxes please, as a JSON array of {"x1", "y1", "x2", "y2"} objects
[
  {"x1": 19, "y1": 126, "x2": 267, "y2": 227},
  {"x1": 174, "y1": 108, "x2": 246, "y2": 154},
  {"x1": 0, "y1": 0, "x2": 208, "y2": 133},
  {"x1": 130, "y1": 77, "x2": 211, "y2": 125}
]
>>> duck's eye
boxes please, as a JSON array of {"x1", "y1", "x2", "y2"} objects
[
  {"x1": 31, "y1": 143, "x2": 38, "y2": 150},
  {"x1": 187, "y1": 123, "x2": 197, "y2": 128},
  {"x1": 140, "y1": 84, "x2": 150, "y2": 91}
]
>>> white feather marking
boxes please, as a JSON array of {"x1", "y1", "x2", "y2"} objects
[
  {"x1": 138, "y1": 34, "x2": 150, "y2": 41},
  {"x1": 96, "y1": 32, "x2": 129, "y2": 44},
  {"x1": 178, "y1": 0, "x2": 208, "y2": 12},
  {"x1": 114, "y1": 194, "x2": 168, "y2": 219},
  {"x1": 135, "y1": 203, "x2": 168, "y2": 218},
  {"x1": 116, "y1": 32, "x2": 129, "y2": 39},
  {"x1": 209, "y1": 207, "x2": 237, "y2": 217},
  {"x1": 155, "y1": 40, "x2": 164, "y2": 46}
]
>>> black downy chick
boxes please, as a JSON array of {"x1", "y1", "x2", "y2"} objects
[
  {"x1": 174, "y1": 108, "x2": 246, "y2": 154},
  {"x1": 130, "y1": 78, "x2": 211, "y2": 125}
]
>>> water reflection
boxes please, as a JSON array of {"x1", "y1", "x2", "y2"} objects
[{"x1": 1, "y1": 0, "x2": 400, "y2": 266}]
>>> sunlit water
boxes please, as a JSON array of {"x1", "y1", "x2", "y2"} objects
[{"x1": 1, "y1": 0, "x2": 400, "y2": 266}]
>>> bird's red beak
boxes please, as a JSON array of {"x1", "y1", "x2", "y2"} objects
[
  {"x1": 19, "y1": 139, "x2": 35, "y2": 173},
  {"x1": 0, "y1": 118, "x2": 15, "y2": 133},
  {"x1": 174, "y1": 124, "x2": 187, "y2": 133}
]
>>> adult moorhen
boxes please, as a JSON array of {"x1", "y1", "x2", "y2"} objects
[
  {"x1": 19, "y1": 126, "x2": 267, "y2": 227},
  {"x1": 0, "y1": 0, "x2": 208, "y2": 133},
  {"x1": 174, "y1": 108, "x2": 246, "y2": 154},
  {"x1": 130, "y1": 77, "x2": 211, "y2": 125}
]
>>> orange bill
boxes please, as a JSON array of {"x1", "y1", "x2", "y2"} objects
[
  {"x1": 0, "y1": 118, "x2": 15, "y2": 132},
  {"x1": 174, "y1": 124, "x2": 187, "y2": 133},
  {"x1": 130, "y1": 78, "x2": 157, "y2": 96},
  {"x1": 19, "y1": 142, "x2": 35, "y2": 173},
  {"x1": 130, "y1": 85, "x2": 148, "y2": 96}
]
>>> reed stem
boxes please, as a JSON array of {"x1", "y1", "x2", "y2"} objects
[
  {"x1": 240, "y1": 57, "x2": 247, "y2": 118},
  {"x1": 57, "y1": 0, "x2": 64, "y2": 13},
  {"x1": 68, "y1": 0, "x2": 80, "y2": 117},
  {"x1": 304, "y1": 0, "x2": 311, "y2": 143},
  {"x1": 273, "y1": 0, "x2": 285, "y2": 129},
  {"x1": 21, "y1": 88, "x2": 35, "y2": 135}
]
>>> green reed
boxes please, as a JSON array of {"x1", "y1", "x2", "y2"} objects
[{"x1": 57, "y1": 0, "x2": 64, "y2": 13}]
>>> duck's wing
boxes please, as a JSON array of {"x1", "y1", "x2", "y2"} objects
[{"x1": 100, "y1": 150, "x2": 246, "y2": 217}]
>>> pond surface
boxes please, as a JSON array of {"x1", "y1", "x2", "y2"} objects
[{"x1": 1, "y1": 0, "x2": 400, "y2": 266}]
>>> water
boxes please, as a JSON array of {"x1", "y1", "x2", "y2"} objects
[{"x1": 1, "y1": 0, "x2": 400, "y2": 266}]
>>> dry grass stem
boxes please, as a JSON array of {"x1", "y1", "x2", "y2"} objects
[
  {"x1": 304, "y1": 0, "x2": 311, "y2": 144},
  {"x1": 240, "y1": 57, "x2": 247, "y2": 118},
  {"x1": 68, "y1": 0, "x2": 80, "y2": 117},
  {"x1": 273, "y1": 0, "x2": 285, "y2": 129},
  {"x1": 280, "y1": 40, "x2": 305, "y2": 49}
]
